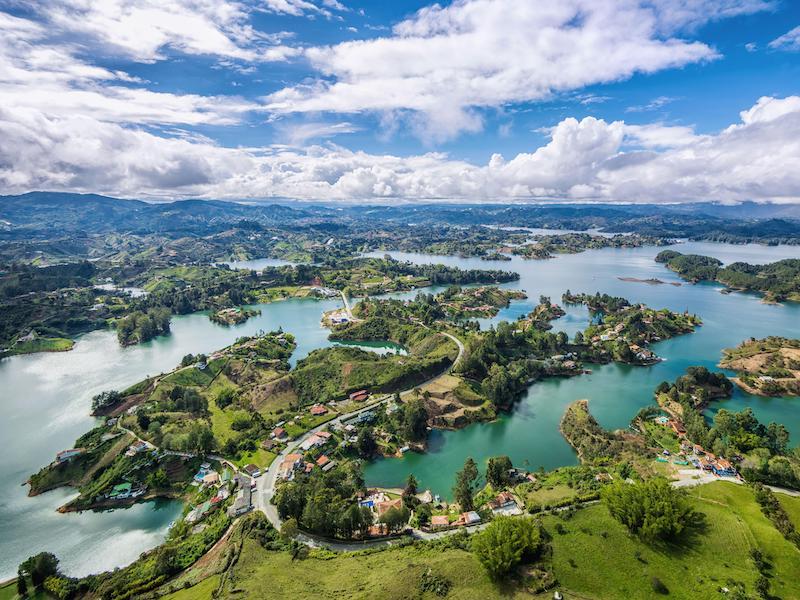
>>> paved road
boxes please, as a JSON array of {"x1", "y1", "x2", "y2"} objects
[
  {"x1": 253, "y1": 328, "x2": 468, "y2": 547},
  {"x1": 341, "y1": 290, "x2": 355, "y2": 320}
]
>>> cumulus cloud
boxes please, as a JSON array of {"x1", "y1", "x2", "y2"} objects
[
  {"x1": 0, "y1": 9, "x2": 261, "y2": 126},
  {"x1": 769, "y1": 25, "x2": 800, "y2": 52},
  {"x1": 263, "y1": 0, "x2": 776, "y2": 140},
  {"x1": 23, "y1": 0, "x2": 306, "y2": 63},
  {"x1": 3, "y1": 96, "x2": 799, "y2": 204}
]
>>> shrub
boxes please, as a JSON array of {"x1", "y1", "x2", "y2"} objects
[{"x1": 651, "y1": 576, "x2": 669, "y2": 594}]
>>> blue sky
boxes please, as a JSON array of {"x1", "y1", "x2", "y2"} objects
[{"x1": 1, "y1": 0, "x2": 800, "y2": 203}]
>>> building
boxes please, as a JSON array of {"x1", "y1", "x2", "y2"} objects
[
  {"x1": 202, "y1": 471, "x2": 220, "y2": 485},
  {"x1": 375, "y1": 498, "x2": 403, "y2": 516},
  {"x1": 459, "y1": 511, "x2": 481, "y2": 526},
  {"x1": 243, "y1": 464, "x2": 261, "y2": 478},
  {"x1": 271, "y1": 427, "x2": 288, "y2": 441},
  {"x1": 56, "y1": 448, "x2": 85, "y2": 463},
  {"x1": 349, "y1": 390, "x2": 370, "y2": 402},
  {"x1": 712, "y1": 459, "x2": 737, "y2": 477},
  {"x1": 277, "y1": 453, "x2": 303, "y2": 480},
  {"x1": 431, "y1": 515, "x2": 450, "y2": 528},
  {"x1": 227, "y1": 483, "x2": 252, "y2": 517},
  {"x1": 316, "y1": 455, "x2": 331, "y2": 468},
  {"x1": 310, "y1": 404, "x2": 328, "y2": 416},
  {"x1": 487, "y1": 491, "x2": 521, "y2": 516}
]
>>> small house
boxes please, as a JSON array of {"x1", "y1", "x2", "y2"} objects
[
  {"x1": 459, "y1": 511, "x2": 481, "y2": 526},
  {"x1": 310, "y1": 404, "x2": 328, "y2": 416},
  {"x1": 349, "y1": 390, "x2": 370, "y2": 402},
  {"x1": 431, "y1": 515, "x2": 449, "y2": 528},
  {"x1": 56, "y1": 448, "x2": 85, "y2": 463},
  {"x1": 243, "y1": 464, "x2": 261, "y2": 478}
]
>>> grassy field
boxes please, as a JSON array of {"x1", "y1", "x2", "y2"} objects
[
  {"x1": 162, "y1": 481, "x2": 800, "y2": 600},
  {"x1": 7, "y1": 336, "x2": 74, "y2": 355},
  {"x1": 168, "y1": 538, "x2": 532, "y2": 600},
  {"x1": 544, "y1": 482, "x2": 800, "y2": 599},
  {"x1": 234, "y1": 447, "x2": 277, "y2": 469}
]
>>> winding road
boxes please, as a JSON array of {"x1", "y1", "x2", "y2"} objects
[{"x1": 252, "y1": 327, "x2": 467, "y2": 549}]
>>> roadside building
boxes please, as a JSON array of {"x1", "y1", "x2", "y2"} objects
[{"x1": 56, "y1": 448, "x2": 85, "y2": 463}]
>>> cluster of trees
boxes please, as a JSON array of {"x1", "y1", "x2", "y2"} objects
[
  {"x1": 471, "y1": 517, "x2": 542, "y2": 580},
  {"x1": 274, "y1": 463, "x2": 375, "y2": 538},
  {"x1": 752, "y1": 483, "x2": 800, "y2": 548},
  {"x1": 602, "y1": 478, "x2": 699, "y2": 542},
  {"x1": 458, "y1": 321, "x2": 568, "y2": 408},
  {"x1": 0, "y1": 261, "x2": 95, "y2": 298},
  {"x1": 161, "y1": 422, "x2": 214, "y2": 455},
  {"x1": 90, "y1": 389, "x2": 123, "y2": 414},
  {"x1": 17, "y1": 552, "x2": 72, "y2": 599},
  {"x1": 157, "y1": 385, "x2": 208, "y2": 414},
  {"x1": 116, "y1": 307, "x2": 171, "y2": 345},
  {"x1": 655, "y1": 366, "x2": 733, "y2": 408}
]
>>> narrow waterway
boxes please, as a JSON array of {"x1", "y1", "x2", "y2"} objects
[{"x1": 2, "y1": 241, "x2": 799, "y2": 577}]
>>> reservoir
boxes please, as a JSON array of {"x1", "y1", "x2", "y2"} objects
[{"x1": 2, "y1": 241, "x2": 800, "y2": 577}]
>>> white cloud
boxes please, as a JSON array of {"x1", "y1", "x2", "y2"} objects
[
  {"x1": 26, "y1": 0, "x2": 303, "y2": 63},
  {"x1": 769, "y1": 25, "x2": 800, "y2": 52},
  {"x1": 277, "y1": 121, "x2": 360, "y2": 145},
  {"x1": 622, "y1": 123, "x2": 701, "y2": 148},
  {"x1": 263, "y1": 0, "x2": 777, "y2": 139},
  {"x1": 0, "y1": 9, "x2": 261, "y2": 126},
  {"x1": 3, "y1": 96, "x2": 799, "y2": 204},
  {"x1": 626, "y1": 95, "x2": 677, "y2": 113}
]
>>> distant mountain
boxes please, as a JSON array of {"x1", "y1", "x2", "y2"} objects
[{"x1": 0, "y1": 191, "x2": 317, "y2": 238}]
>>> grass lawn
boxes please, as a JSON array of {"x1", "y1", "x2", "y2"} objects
[
  {"x1": 284, "y1": 413, "x2": 338, "y2": 439},
  {"x1": 9, "y1": 336, "x2": 74, "y2": 355},
  {"x1": 643, "y1": 421, "x2": 681, "y2": 453},
  {"x1": 545, "y1": 481, "x2": 800, "y2": 599},
  {"x1": 162, "y1": 575, "x2": 220, "y2": 599},
  {"x1": 181, "y1": 538, "x2": 532, "y2": 600},
  {"x1": 0, "y1": 580, "x2": 47, "y2": 600},
  {"x1": 522, "y1": 484, "x2": 579, "y2": 508},
  {"x1": 234, "y1": 448, "x2": 277, "y2": 469}
]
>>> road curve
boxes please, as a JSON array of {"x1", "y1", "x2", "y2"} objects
[{"x1": 253, "y1": 329, "x2": 468, "y2": 547}]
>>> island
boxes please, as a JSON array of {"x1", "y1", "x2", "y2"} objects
[
  {"x1": 720, "y1": 337, "x2": 800, "y2": 396},
  {"x1": 656, "y1": 250, "x2": 800, "y2": 303},
  {"x1": 209, "y1": 306, "x2": 261, "y2": 326}
]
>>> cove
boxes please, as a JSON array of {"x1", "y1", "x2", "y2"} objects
[
  {"x1": 0, "y1": 286, "x2": 427, "y2": 579},
  {"x1": 362, "y1": 243, "x2": 800, "y2": 498}
]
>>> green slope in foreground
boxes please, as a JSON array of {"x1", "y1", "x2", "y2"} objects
[{"x1": 162, "y1": 481, "x2": 800, "y2": 600}]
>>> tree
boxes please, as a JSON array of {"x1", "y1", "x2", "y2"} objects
[
  {"x1": 453, "y1": 457, "x2": 479, "y2": 511},
  {"x1": 16, "y1": 570, "x2": 27, "y2": 597},
  {"x1": 20, "y1": 552, "x2": 59, "y2": 589},
  {"x1": 402, "y1": 398, "x2": 429, "y2": 441},
  {"x1": 405, "y1": 473, "x2": 418, "y2": 496},
  {"x1": 602, "y1": 478, "x2": 698, "y2": 541},
  {"x1": 486, "y1": 456, "x2": 513, "y2": 489},
  {"x1": 380, "y1": 506, "x2": 410, "y2": 533},
  {"x1": 281, "y1": 517, "x2": 299, "y2": 540},
  {"x1": 146, "y1": 468, "x2": 169, "y2": 490},
  {"x1": 471, "y1": 517, "x2": 542, "y2": 580},
  {"x1": 356, "y1": 427, "x2": 377, "y2": 458}
]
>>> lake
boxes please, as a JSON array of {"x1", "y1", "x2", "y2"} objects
[
  {"x1": 1, "y1": 240, "x2": 799, "y2": 578},
  {"x1": 361, "y1": 243, "x2": 800, "y2": 497}
]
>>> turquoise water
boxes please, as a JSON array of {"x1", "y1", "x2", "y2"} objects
[
  {"x1": 2, "y1": 241, "x2": 799, "y2": 577},
  {"x1": 362, "y1": 243, "x2": 800, "y2": 497}
]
